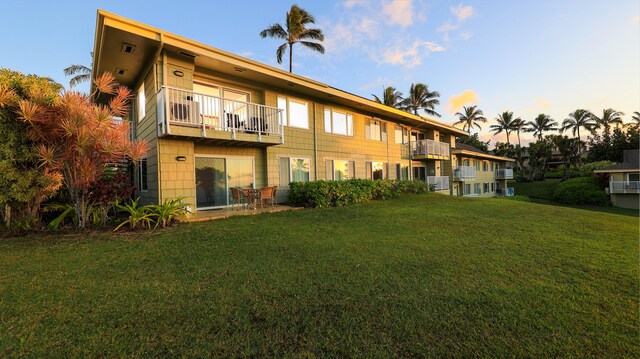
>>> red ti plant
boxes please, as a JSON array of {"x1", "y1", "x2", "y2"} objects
[{"x1": 0, "y1": 73, "x2": 147, "y2": 228}]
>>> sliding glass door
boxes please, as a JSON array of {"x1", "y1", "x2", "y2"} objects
[{"x1": 195, "y1": 157, "x2": 254, "y2": 209}]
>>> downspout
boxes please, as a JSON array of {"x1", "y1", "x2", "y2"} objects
[
  {"x1": 157, "y1": 40, "x2": 167, "y2": 203},
  {"x1": 313, "y1": 102, "x2": 318, "y2": 180}
]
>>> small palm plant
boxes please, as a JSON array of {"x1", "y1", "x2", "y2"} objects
[
  {"x1": 113, "y1": 198, "x2": 156, "y2": 232},
  {"x1": 259, "y1": 4, "x2": 324, "y2": 73},
  {"x1": 151, "y1": 198, "x2": 192, "y2": 228}
]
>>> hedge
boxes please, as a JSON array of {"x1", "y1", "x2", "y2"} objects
[
  {"x1": 288, "y1": 179, "x2": 434, "y2": 208},
  {"x1": 552, "y1": 176, "x2": 610, "y2": 206}
]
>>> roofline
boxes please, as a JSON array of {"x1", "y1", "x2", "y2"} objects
[
  {"x1": 94, "y1": 9, "x2": 468, "y2": 136},
  {"x1": 452, "y1": 149, "x2": 516, "y2": 162},
  {"x1": 594, "y1": 168, "x2": 640, "y2": 173}
]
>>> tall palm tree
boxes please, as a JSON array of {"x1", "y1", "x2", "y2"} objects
[
  {"x1": 511, "y1": 118, "x2": 527, "y2": 148},
  {"x1": 561, "y1": 109, "x2": 595, "y2": 141},
  {"x1": 627, "y1": 111, "x2": 640, "y2": 130},
  {"x1": 64, "y1": 52, "x2": 93, "y2": 88},
  {"x1": 400, "y1": 83, "x2": 441, "y2": 117},
  {"x1": 371, "y1": 86, "x2": 404, "y2": 108},
  {"x1": 489, "y1": 111, "x2": 519, "y2": 146},
  {"x1": 592, "y1": 108, "x2": 624, "y2": 136},
  {"x1": 259, "y1": 4, "x2": 324, "y2": 73},
  {"x1": 452, "y1": 105, "x2": 487, "y2": 133},
  {"x1": 526, "y1": 114, "x2": 558, "y2": 141}
]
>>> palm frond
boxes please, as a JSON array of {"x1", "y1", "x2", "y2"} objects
[
  {"x1": 298, "y1": 28, "x2": 324, "y2": 41},
  {"x1": 276, "y1": 43, "x2": 288, "y2": 64},
  {"x1": 298, "y1": 41, "x2": 325, "y2": 54},
  {"x1": 260, "y1": 23, "x2": 288, "y2": 39}
]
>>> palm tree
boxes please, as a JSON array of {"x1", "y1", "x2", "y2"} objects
[
  {"x1": 399, "y1": 83, "x2": 441, "y2": 117},
  {"x1": 259, "y1": 4, "x2": 324, "y2": 73},
  {"x1": 489, "y1": 111, "x2": 519, "y2": 146},
  {"x1": 512, "y1": 118, "x2": 526, "y2": 148},
  {"x1": 371, "y1": 86, "x2": 404, "y2": 108},
  {"x1": 560, "y1": 109, "x2": 595, "y2": 141},
  {"x1": 64, "y1": 52, "x2": 93, "y2": 88},
  {"x1": 592, "y1": 108, "x2": 624, "y2": 136},
  {"x1": 526, "y1": 114, "x2": 558, "y2": 141},
  {"x1": 452, "y1": 105, "x2": 487, "y2": 133},
  {"x1": 627, "y1": 111, "x2": 640, "y2": 130}
]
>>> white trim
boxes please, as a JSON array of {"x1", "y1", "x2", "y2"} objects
[{"x1": 193, "y1": 79, "x2": 252, "y2": 103}]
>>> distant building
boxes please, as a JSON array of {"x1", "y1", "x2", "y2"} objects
[{"x1": 594, "y1": 150, "x2": 640, "y2": 210}]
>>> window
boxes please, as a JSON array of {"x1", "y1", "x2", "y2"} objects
[
  {"x1": 277, "y1": 96, "x2": 308, "y2": 129},
  {"x1": 483, "y1": 182, "x2": 489, "y2": 193},
  {"x1": 366, "y1": 162, "x2": 386, "y2": 180},
  {"x1": 629, "y1": 173, "x2": 640, "y2": 181},
  {"x1": 279, "y1": 157, "x2": 310, "y2": 185},
  {"x1": 394, "y1": 126, "x2": 408, "y2": 144},
  {"x1": 491, "y1": 182, "x2": 495, "y2": 192},
  {"x1": 137, "y1": 83, "x2": 145, "y2": 122},
  {"x1": 138, "y1": 158, "x2": 148, "y2": 192},
  {"x1": 463, "y1": 159, "x2": 470, "y2": 167},
  {"x1": 365, "y1": 118, "x2": 387, "y2": 141},
  {"x1": 324, "y1": 108, "x2": 353, "y2": 136},
  {"x1": 464, "y1": 184, "x2": 471, "y2": 195},
  {"x1": 482, "y1": 161, "x2": 488, "y2": 172},
  {"x1": 399, "y1": 164, "x2": 409, "y2": 180},
  {"x1": 474, "y1": 160, "x2": 481, "y2": 171},
  {"x1": 326, "y1": 159, "x2": 356, "y2": 180},
  {"x1": 474, "y1": 183, "x2": 481, "y2": 194}
]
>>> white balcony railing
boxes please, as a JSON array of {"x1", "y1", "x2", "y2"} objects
[
  {"x1": 609, "y1": 181, "x2": 640, "y2": 194},
  {"x1": 157, "y1": 86, "x2": 283, "y2": 141},
  {"x1": 411, "y1": 139, "x2": 450, "y2": 159},
  {"x1": 453, "y1": 166, "x2": 476, "y2": 180},
  {"x1": 495, "y1": 168, "x2": 514, "y2": 180},
  {"x1": 427, "y1": 176, "x2": 450, "y2": 191}
]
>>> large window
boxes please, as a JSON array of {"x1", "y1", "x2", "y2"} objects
[
  {"x1": 366, "y1": 161, "x2": 386, "y2": 180},
  {"x1": 365, "y1": 118, "x2": 387, "y2": 141},
  {"x1": 138, "y1": 158, "x2": 148, "y2": 192},
  {"x1": 394, "y1": 126, "x2": 408, "y2": 144},
  {"x1": 629, "y1": 173, "x2": 640, "y2": 181},
  {"x1": 324, "y1": 108, "x2": 353, "y2": 136},
  {"x1": 464, "y1": 184, "x2": 471, "y2": 195},
  {"x1": 474, "y1": 183, "x2": 481, "y2": 194},
  {"x1": 326, "y1": 159, "x2": 356, "y2": 180},
  {"x1": 137, "y1": 83, "x2": 145, "y2": 122},
  {"x1": 277, "y1": 96, "x2": 308, "y2": 129},
  {"x1": 280, "y1": 157, "x2": 310, "y2": 185},
  {"x1": 482, "y1": 161, "x2": 488, "y2": 171},
  {"x1": 474, "y1": 160, "x2": 481, "y2": 171},
  {"x1": 483, "y1": 182, "x2": 489, "y2": 193}
]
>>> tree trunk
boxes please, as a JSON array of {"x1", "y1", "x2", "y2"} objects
[
  {"x1": 4, "y1": 204, "x2": 10, "y2": 228},
  {"x1": 289, "y1": 43, "x2": 293, "y2": 73}
]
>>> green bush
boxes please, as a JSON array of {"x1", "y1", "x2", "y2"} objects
[
  {"x1": 289, "y1": 179, "x2": 432, "y2": 208},
  {"x1": 552, "y1": 177, "x2": 610, "y2": 206},
  {"x1": 546, "y1": 161, "x2": 616, "y2": 179}
]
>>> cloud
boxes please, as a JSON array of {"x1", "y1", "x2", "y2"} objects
[
  {"x1": 437, "y1": 22, "x2": 460, "y2": 41},
  {"x1": 323, "y1": 17, "x2": 379, "y2": 54},
  {"x1": 451, "y1": 4, "x2": 475, "y2": 22},
  {"x1": 445, "y1": 90, "x2": 479, "y2": 114},
  {"x1": 378, "y1": 41, "x2": 445, "y2": 68},
  {"x1": 359, "y1": 76, "x2": 394, "y2": 91},
  {"x1": 343, "y1": 0, "x2": 365, "y2": 9},
  {"x1": 382, "y1": 0, "x2": 414, "y2": 27},
  {"x1": 459, "y1": 31, "x2": 473, "y2": 40},
  {"x1": 536, "y1": 98, "x2": 550, "y2": 110},
  {"x1": 632, "y1": 15, "x2": 640, "y2": 25}
]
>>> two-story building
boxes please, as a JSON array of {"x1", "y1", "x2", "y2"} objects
[
  {"x1": 91, "y1": 11, "x2": 511, "y2": 214},
  {"x1": 450, "y1": 143, "x2": 515, "y2": 197}
]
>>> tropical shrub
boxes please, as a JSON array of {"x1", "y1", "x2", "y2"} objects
[
  {"x1": 289, "y1": 179, "x2": 432, "y2": 208},
  {"x1": 546, "y1": 161, "x2": 616, "y2": 179},
  {"x1": 552, "y1": 177, "x2": 610, "y2": 206},
  {"x1": 113, "y1": 198, "x2": 156, "y2": 231},
  {"x1": 150, "y1": 198, "x2": 192, "y2": 228}
]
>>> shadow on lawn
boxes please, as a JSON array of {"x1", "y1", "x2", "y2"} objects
[{"x1": 529, "y1": 198, "x2": 639, "y2": 217}]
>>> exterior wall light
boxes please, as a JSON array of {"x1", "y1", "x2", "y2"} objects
[
  {"x1": 173, "y1": 70, "x2": 184, "y2": 77},
  {"x1": 176, "y1": 156, "x2": 187, "y2": 161}
]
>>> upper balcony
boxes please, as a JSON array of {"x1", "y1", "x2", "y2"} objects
[
  {"x1": 609, "y1": 181, "x2": 640, "y2": 194},
  {"x1": 156, "y1": 86, "x2": 284, "y2": 146},
  {"x1": 410, "y1": 139, "x2": 450, "y2": 160},
  {"x1": 495, "y1": 168, "x2": 514, "y2": 180},
  {"x1": 453, "y1": 166, "x2": 476, "y2": 181}
]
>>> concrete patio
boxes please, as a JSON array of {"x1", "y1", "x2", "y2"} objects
[{"x1": 183, "y1": 205, "x2": 302, "y2": 222}]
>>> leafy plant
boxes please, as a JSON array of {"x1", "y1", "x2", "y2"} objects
[
  {"x1": 150, "y1": 198, "x2": 192, "y2": 228},
  {"x1": 552, "y1": 177, "x2": 610, "y2": 206},
  {"x1": 113, "y1": 198, "x2": 156, "y2": 232},
  {"x1": 45, "y1": 203, "x2": 78, "y2": 230}
]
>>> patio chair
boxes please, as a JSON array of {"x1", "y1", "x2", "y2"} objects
[
  {"x1": 230, "y1": 187, "x2": 247, "y2": 211},
  {"x1": 259, "y1": 186, "x2": 276, "y2": 208}
]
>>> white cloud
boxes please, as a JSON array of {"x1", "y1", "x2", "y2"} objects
[
  {"x1": 382, "y1": 0, "x2": 414, "y2": 27},
  {"x1": 437, "y1": 22, "x2": 460, "y2": 41},
  {"x1": 459, "y1": 32, "x2": 473, "y2": 40},
  {"x1": 451, "y1": 4, "x2": 475, "y2": 22},
  {"x1": 343, "y1": 0, "x2": 365, "y2": 9},
  {"x1": 323, "y1": 17, "x2": 379, "y2": 54},
  {"x1": 379, "y1": 41, "x2": 445, "y2": 68},
  {"x1": 445, "y1": 90, "x2": 479, "y2": 114}
]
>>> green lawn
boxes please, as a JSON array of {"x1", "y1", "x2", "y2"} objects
[{"x1": 1, "y1": 195, "x2": 638, "y2": 357}]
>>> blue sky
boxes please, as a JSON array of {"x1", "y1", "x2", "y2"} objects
[{"x1": 1, "y1": 0, "x2": 638, "y2": 146}]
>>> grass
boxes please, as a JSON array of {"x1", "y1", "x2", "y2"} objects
[{"x1": 1, "y1": 195, "x2": 638, "y2": 357}]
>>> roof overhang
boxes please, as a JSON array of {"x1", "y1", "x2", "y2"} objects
[
  {"x1": 452, "y1": 149, "x2": 516, "y2": 162},
  {"x1": 594, "y1": 168, "x2": 640, "y2": 173},
  {"x1": 92, "y1": 10, "x2": 468, "y2": 136}
]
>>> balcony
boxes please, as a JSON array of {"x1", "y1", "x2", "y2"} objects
[
  {"x1": 427, "y1": 176, "x2": 450, "y2": 191},
  {"x1": 411, "y1": 139, "x2": 450, "y2": 160},
  {"x1": 609, "y1": 181, "x2": 640, "y2": 194},
  {"x1": 453, "y1": 166, "x2": 476, "y2": 181},
  {"x1": 156, "y1": 86, "x2": 283, "y2": 145},
  {"x1": 495, "y1": 168, "x2": 514, "y2": 180}
]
